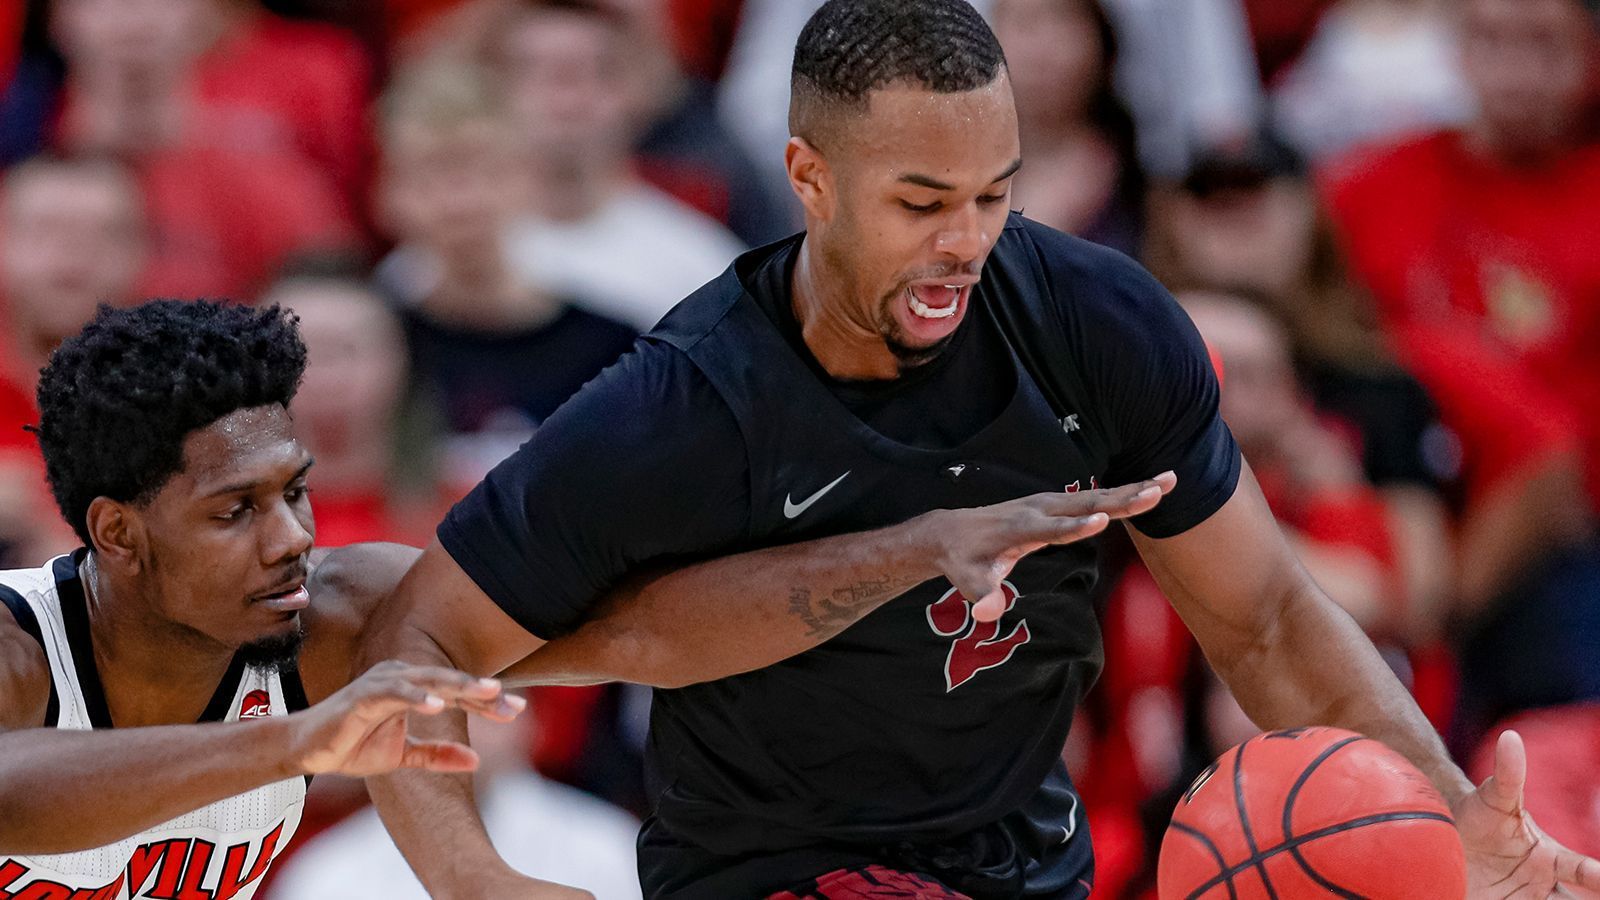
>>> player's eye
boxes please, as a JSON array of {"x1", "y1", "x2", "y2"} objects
[
  {"x1": 978, "y1": 193, "x2": 1007, "y2": 206},
  {"x1": 285, "y1": 484, "x2": 311, "y2": 504},
  {"x1": 216, "y1": 502, "x2": 252, "y2": 523},
  {"x1": 900, "y1": 199, "x2": 942, "y2": 214}
]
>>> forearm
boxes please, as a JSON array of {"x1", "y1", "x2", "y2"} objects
[
  {"x1": 0, "y1": 720, "x2": 296, "y2": 854},
  {"x1": 503, "y1": 516, "x2": 944, "y2": 689},
  {"x1": 1214, "y1": 585, "x2": 1473, "y2": 804},
  {"x1": 358, "y1": 620, "x2": 509, "y2": 898}
]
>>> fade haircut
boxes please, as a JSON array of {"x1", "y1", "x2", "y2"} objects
[
  {"x1": 789, "y1": 0, "x2": 1007, "y2": 145},
  {"x1": 34, "y1": 300, "x2": 307, "y2": 545}
]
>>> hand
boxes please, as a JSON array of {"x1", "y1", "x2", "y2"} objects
[
  {"x1": 1455, "y1": 730, "x2": 1600, "y2": 898},
  {"x1": 926, "y1": 471, "x2": 1176, "y2": 622},
  {"x1": 288, "y1": 660, "x2": 526, "y2": 777}
]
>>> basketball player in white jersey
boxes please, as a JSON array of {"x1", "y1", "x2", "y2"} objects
[{"x1": 0, "y1": 300, "x2": 553, "y2": 900}]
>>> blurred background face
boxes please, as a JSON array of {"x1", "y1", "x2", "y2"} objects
[
  {"x1": 1, "y1": 164, "x2": 146, "y2": 346},
  {"x1": 1163, "y1": 176, "x2": 1317, "y2": 299},
  {"x1": 1180, "y1": 293, "x2": 1299, "y2": 456},
  {"x1": 1460, "y1": 0, "x2": 1596, "y2": 155},
  {"x1": 266, "y1": 280, "x2": 406, "y2": 461},
  {"x1": 52, "y1": 0, "x2": 206, "y2": 79},
  {"x1": 498, "y1": 9, "x2": 635, "y2": 166},
  {"x1": 992, "y1": 0, "x2": 1106, "y2": 126},
  {"x1": 382, "y1": 116, "x2": 526, "y2": 258}
]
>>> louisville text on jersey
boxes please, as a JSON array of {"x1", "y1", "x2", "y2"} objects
[{"x1": 0, "y1": 819, "x2": 286, "y2": 900}]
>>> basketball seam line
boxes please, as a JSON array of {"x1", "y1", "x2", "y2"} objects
[
  {"x1": 1283, "y1": 736, "x2": 1373, "y2": 899},
  {"x1": 1233, "y1": 739, "x2": 1280, "y2": 900},
  {"x1": 1171, "y1": 822, "x2": 1239, "y2": 900},
  {"x1": 1184, "y1": 810, "x2": 1457, "y2": 897}
]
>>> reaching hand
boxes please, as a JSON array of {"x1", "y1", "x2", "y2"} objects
[
  {"x1": 1455, "y1": 730, "x2": 1600, "y2": 899},
  {"x1": 928, "y1": 471, "x2": 1176, "y2": 622},
  {"x1": 288, "y1": 660, "x2": 526, "y2": 777}
]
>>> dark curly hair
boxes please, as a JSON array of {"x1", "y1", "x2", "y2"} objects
[
  {"x1": 790, "y1": 0, "x2": 1006, "y2": 141},
  {"x1": 34, "y1": 300, "x2": 307, "y2": 545}
]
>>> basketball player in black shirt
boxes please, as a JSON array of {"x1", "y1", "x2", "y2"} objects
[{"x1": 360, "y1": 2, "x2": 1600, "y2": 897}]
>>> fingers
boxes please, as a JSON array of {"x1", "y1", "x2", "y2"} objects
[
  {"x1": 359, "y1": 661, "x2": 526, "y2": 720},
  {"x1": 1478, "y1": 729, "x2": 1528, "y2": 815},
  {"x1": 1024, "y1": 471, "x2": 1176, "y2": 524},
  {"x1": 400, "y1": 739, "x2": 481, "y2": 773},
  {"x1": 1552, "y1": 839, "x2": 1600, "y2": 893}
]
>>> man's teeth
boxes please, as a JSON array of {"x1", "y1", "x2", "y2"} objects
[{"x1": 909, "y1": 287, "x2": 962, "y2": 319}]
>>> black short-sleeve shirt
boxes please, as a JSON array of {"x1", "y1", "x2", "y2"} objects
[{"x1": 440, "y1": 214, "x2": 1240, "y2": 897}]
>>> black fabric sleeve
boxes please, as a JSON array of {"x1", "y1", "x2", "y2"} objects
[
  {"x1": 1029, "y1": 222, "x2": 1242, "y2": 538},
  {"x1": 438, "y1": 339, "x2": 751, "y2": 640}
]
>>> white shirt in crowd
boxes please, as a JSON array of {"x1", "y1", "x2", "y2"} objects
[{"x1": 508, "y1": 184, "x2": 746, "y2": 332}]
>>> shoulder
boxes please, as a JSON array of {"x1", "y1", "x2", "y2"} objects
[
  {"x1": 298, "y1": 543, "x2": 422, "y2": 700},
  {"x1": 1001, "y1": 214, "x2": 1193, "y2": 346},
  {"x1": 0, "y1": 571, "x2": 54, "y2": 732}
]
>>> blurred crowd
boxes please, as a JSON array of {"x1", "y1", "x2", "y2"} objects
[{"x1": 2, "y1": 0, "x2": 1600, "y2": 896}]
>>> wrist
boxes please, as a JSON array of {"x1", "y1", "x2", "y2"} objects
[{"x1": 259, "y1": 713, "x2": 310, "y2": 780}]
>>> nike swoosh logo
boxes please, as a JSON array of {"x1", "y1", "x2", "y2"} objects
[{"x1": 784, "y1": 471, "x2": 851, "y2": 520}]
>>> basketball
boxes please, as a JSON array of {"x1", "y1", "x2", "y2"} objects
[{"x1": 1158, "y1": 727, "x2": 1467, "y2": 899}]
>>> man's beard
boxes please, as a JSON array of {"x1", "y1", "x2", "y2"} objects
[{"x1": 238, "y1": 621, "x2": 307, "y2": 674}]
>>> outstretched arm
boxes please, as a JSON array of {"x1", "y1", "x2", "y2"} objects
[
  {"x1": 0, "y1": 655, "x2": 515, "y2": 855},
  {"x1": 1133, "y1": 462, "x2": 1600, "y2": 898},
  {"x1": 359, "y1": 476, "x2": 1172, "y2": 897}
]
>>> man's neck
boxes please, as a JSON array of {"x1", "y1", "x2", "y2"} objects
[
  {"x1": 83, "y1": 555, "x2": 237, "y2": 729},
  {"x1": 427, "y1": 252, "x2": 560, "y2": 330},
  {"x1": 790, "y1": 240, "x2": 903, "y2": 382},
  {"x1": 1465, "y1": 121, "x2": 1577, "y2": 170}
]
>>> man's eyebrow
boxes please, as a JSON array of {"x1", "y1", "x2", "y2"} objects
[
  {"x1": 200, "y1": 459, "x2": 315, "y2": 499},
  {"x1": 896, "y1": 158, "x2": 1023, "y2": 191}
]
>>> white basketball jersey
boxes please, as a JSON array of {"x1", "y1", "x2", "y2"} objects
[{"x1": 0, "y1": 553, "x2": 307, "y2": 900}]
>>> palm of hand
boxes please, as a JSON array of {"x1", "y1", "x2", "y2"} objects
[{"x1": 1455, "y1": 731, "x2": 1600, "y2": 899}]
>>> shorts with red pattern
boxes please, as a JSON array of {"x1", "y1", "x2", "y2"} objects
[{"x1": 768, "y1": 864, "x2": 971, "y2": 899}]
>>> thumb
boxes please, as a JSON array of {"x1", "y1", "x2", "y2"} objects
[
  {"x1": 1478, "y1": 729, "x2": 1527, "y2": 814},
  {"x1": 401, "y1": 740, "x2": 481, "y2": 773}
]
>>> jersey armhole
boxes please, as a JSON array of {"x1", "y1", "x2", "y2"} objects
[{"x1": 0, "y1": 585, "x2": 59, "y2": 727}]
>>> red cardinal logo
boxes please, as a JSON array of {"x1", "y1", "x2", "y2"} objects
[
  {"x1": 239, "y1": 689, "x2": 272, "y2": 719},
  {"x1": 925, "y1": 581, "x2": 1031, "y2": 691}
]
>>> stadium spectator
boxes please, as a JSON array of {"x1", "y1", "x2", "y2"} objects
[
  {"x1": 189, "y1": 0, "x2": 376, "y2": 226},
  {"x1": 266, "y1": 697, "x2": 644, "y2": 900},
  {"x1": 0, "y1": 156, "x2": 145, "y2": 385},
  {"x1": 260, "y1": 262, "x2": 419, "y2": 547},
  {"x1": 374, "y1": 60, "x2": 637, "y2": 491},
  {"x1": 50, "y1": 0, "x2": 358, "y2": 301},
  {"x1": 0, "y1": 3, "x2": 59, "y2": 168},
  {"x1": 994, "y1": 0, "x2": 1146, "y2": 257},
  {"x1": 1147, "y1": 137, "x2": 1456, "y2": 643},
  {"x1": 1273, "y1": 0, "x2": 1471, "y2": 161},
  {"x1": 0, "y1": 156, "x2": 136, "y2": 565},
  {"x1": 610, "y1": 0, "x2": 791, "y2": 246},
  {"x1": 1321, "y1": 0, "x2": 1600, "y2": 740},
  {"x1": 490, "y1": 0, "x2": 744, "y2": 330}
]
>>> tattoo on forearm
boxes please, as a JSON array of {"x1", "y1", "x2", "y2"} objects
[{"x1": 787, "y1": 576, "x2": 915, "y2": 639}]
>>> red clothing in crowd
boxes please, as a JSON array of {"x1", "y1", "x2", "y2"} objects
[
  {"x1": 193, "y1": 11, "x2": 375, "y2": 224},
  {"x1": 0, "y1": 1, "x2": 22, "y2": 89},
  {"x1": 132, "y1": 140, "x2": 355, "y2": 302},
  {"x1": 1321, "y1": 132, "x2": 1600, "y2": 505}
]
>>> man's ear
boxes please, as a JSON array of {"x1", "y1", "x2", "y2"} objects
[
  {"x1": 85, "y1": 496, "x2": 148, "y2": 575},
  {"x1": 786, "y1": 136, "x2": 836, "y2": 224}
]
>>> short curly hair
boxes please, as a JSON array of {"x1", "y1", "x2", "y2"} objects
[
  {"x1": 789, "y1": 0, "x2": 1006, "y2": 141},
  {"x1": 34, "y1": 300, "x2": 307, "y2": 545}
]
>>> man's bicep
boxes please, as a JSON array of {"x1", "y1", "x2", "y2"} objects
[
  {"x1": 1128, "y1": 462, "x2": 1312, "y2": 651},
  {"x1": 0, "y1": 619, "x2": 51, "y2": 734},
  {"x1": 379, "y1": 539, "x2": 547, "y2": 677}
]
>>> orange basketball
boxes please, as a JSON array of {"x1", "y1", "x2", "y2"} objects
[{"x1": 1158, "y1": 727, "x2": 1467, "y2": 899}]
